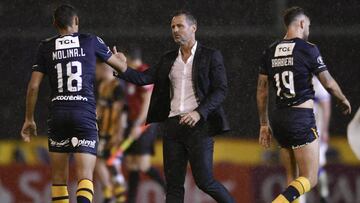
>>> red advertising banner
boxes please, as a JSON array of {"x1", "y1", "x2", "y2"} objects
[{"x1": 0, "y1": 163, "x2": 359, "y2": 203}]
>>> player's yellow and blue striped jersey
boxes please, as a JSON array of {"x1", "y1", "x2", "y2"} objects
[
  {"x1": 96, "y1": 79, "x2": 125, "y2": 137},
  {"x1": 32, "y1": 33, "x2": 112, "y2": 113},
  {"x1": 259, "y1": 37, "x2": 327, "y2": 108}
]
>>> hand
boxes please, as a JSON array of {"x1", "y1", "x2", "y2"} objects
[
  {"x1": 259, "y1": 125, "x2": 271, "y2": 148},
  {"x1": 338, "y1": 99, "x2": 351, "y2": 115},
  {"x1": 112, "y1": 46, "x2": 127, "y2": 70},
  {"x1": 179, "y1": 111, "x2": 201, "y2": 127},
  {"x1": 112, "y1": 46, "x2": 127, "y2": 62},
  {"x1": 21, "y1": 120, "x2": 37, "y2": 142}
]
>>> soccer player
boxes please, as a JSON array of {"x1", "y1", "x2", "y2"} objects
[
  {"x1": 95, "y1": 61, "x2": 127, "y2": 203},
  {"x1": 123, "y1": 48, "x2": 165, "y2": 203},
  {"x1": 256, "y1": 6, "x2": 351, "y2": 203},
  {"x1": 21, "y1": 4, "x2": 127, "y2": 203}
]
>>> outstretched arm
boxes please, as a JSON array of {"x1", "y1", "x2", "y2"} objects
[
  {"x1": 317, "y1": 70, "x2": 351, "y2": 115},
  {"x1": 108, "y1": 46, "x2": 155, "y2": 85},
  {"x1": 257, "y1": 74, "x2": 271, "y2": 148},
  {"x1": 21, "y1": 71, "x2": 44, "y2": 142}
]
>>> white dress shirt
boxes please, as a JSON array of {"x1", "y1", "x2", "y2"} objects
[{"x1": 169, "y1": 42, "x2": 199, "y2": 117}]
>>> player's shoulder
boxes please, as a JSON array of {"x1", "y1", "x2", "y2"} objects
[
  {"x1": 262, "y1": 39, "x2": 281, "y2": 56},
  {"x1": 294, "y1": 38, "x2": 318, "y2": 49},
  {"x1": 41, "y1": 35, "x2": 58, "y2": 43},
  {"x1": 268, "y1": 39, "x2": 282, "y2": 49},
  {"x1": 39, "y1": 35, "x2": 59, "y2": 48},
  {"x1": 76, "y1": 33, "x2": 96, "y2": 41}
]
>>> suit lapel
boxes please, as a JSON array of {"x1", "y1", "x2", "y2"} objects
[
  {"x1": 163, "y1": 50, "x2": 178, "y2": 76},
  {"x1": 192, "y1": 44, "x2": 202, "y2": 99}
]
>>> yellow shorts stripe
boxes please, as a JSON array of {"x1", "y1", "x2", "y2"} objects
[{"x1": 311, "y1": 128, "x2": 319, "y2": 139}]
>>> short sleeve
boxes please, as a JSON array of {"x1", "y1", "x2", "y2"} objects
[
  {"x1": 308, "y1": 45, "x2": 327, "y2": 75},
  {"x1": 32, "y1": 43, "x2": 47, "y2": 74},
  {"x1": 258, "y1": 50, "x2": 268, "y2": 75},
  {"x1": 94, "y1": 36, "x2": 112, "y2": 62}
]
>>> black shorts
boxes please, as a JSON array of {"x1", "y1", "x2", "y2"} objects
[
  {"x1": 97, "y1": 136, "x2": 111, "y2": 159},
  {"x1": 270, "y1": 107, "x2": 318, "y2": 149},
  {"x1": 47, "y1": 109, "x2": 98, "y2": 155},
  {"x1": 125, "y1": 123, "x2": 160, "y2": 155}
]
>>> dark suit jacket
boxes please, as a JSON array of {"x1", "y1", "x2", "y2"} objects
[{"x1": 118, "y1": 43, "x2": 230, "y2": 135}]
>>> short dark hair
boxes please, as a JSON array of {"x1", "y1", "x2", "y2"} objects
[
  {"x1": 172, "y1": 10, "x2": 197, "y2": 25},
  {"x1": 283, "y1": 6, "x2": 307, "y2": 27},
  {"x1": 53, "y1": 4, "x2": 78, "y2": 29}
]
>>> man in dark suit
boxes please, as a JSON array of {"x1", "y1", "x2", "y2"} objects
[{"x1": 113, "y1": 10, "x2": 235, "y2": 203}]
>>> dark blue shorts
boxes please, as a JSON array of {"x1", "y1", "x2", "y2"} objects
[
  {"x1": 97, "y1": 135, "x2": 111, "y2": 159},
  {"x1": 270, "y1": 107, "x2": 319, "y2": 149},
  {"x1": 125, "y1": 123, "x2": 159, "y2": 155},
  {"x1": 47, "y1": 109, "x2": 98, "y2": 155}
]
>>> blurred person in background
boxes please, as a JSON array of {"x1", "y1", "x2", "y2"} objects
[
  {"x1": 123, "y1": 47, "x2": 166, "y2": 203},
  {"x1": 21, "y1": 4, "x2": 127, "y2": 203},
  {"x1": 113, "y1": 10, "x2": 235, "y2": 203},
  {"x1": 95, "y1": 61, "x2": 127, "y2": 203},
  {"x1": 257, "y1": 6, "x2": 351, "y2": 203}
]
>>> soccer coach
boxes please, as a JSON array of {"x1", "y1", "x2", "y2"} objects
[{"x1": 113, "y1": 10, "x2": 235, "y2": 203}]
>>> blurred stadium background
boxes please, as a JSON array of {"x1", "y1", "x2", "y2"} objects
[{"x1": 0, "y1": 0, "x2": 359, "y2": 202}]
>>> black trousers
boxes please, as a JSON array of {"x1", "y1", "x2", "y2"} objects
[{"x1": 163, "y1": 117, "x2": 235, "y2": 203}]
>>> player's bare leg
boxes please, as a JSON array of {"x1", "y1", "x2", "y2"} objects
[
  {"x1": 125, "y1": 154, "x2": 165, "y2": 203},
  {"x1": 273, "y1": 139, "x2": 319, "y2": 203},
  {"x1": 280, "y1": 148, "x2": 298, "y2": 185},
  {"x1": 95, "y1": 159, "x2": 113, "y2": 203},
  {"x1": 137, "y1": 155, "x2": 151, "y2": 172},
  {"x1": 293, "y1": 139, "x2": 319, "y2": 189},
  {"x1": 137, "y1": 154, "x2": 165, "y2": 189},
  {"x1": 50, "y1": 152, "x2": 70, "y2": 203},
  {"x1": 74, "y1": 153, "x2": 96, "y2": 203},
  {"x1": 280, "y1": 148, "x2": 301, "y2": 203}
]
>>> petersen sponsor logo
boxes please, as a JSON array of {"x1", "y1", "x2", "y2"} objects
[
  {"x1": 55, "y1": 36, "x2": 80, "y2": 50},
  {"x1": 71, "y1": 137, "x2": 96, "y2": 148},
  {"x1": 274, "y1": 43, "x2": 295, "y2": 57},
  {"x1": 49, "y1": 138, "x2": 70, "y2": 147}
]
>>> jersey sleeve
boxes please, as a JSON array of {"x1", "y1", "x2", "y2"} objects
[
  {"x1": 258, "y1": 50, "x2": 269, "y2": 75},
  {"x1": 32, "y1": 43, "x2": 47, "y2": 74},
  {"x1": 94, "y1": 36, "x2": 112, "y2": 62},
  {"x1": 308, "y1": 45, "x2": 327, "y2": 75}
]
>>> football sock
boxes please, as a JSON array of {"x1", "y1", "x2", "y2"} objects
[
  {"x1": 76, "y1": 179, "x2": 94, "y2": 203},
  {"x1": 146, "y1": 167, "x2": 166, "y2": 190},
  {"x1": 52, "y1": 184, "x2": 69, "y2": 203},
  {"x1": 114, "y1": 183, "x2": 127, "y2": 203},
  {"x1": 127, "y1": 171, "x2": 140, "y2": 203},
  {"x1": 273, "y1": 177, "x2": 311, "y2": 203}
]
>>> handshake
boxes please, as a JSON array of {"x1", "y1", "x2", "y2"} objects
[{"x1": 109, "y1": 46, "x2": 128, "y2": 73}]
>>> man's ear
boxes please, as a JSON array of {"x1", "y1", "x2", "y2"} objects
[
  {"x1": 299, "y1": 19, "x2": 305, "y2": 29},
  {"x1": 74, "y1": 16, "x2": 79, "y2": 26},
  {"x1": 191, "y1": 24, "x2": 197, "y2": 33}
]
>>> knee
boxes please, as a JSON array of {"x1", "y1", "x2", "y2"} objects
[
  {"x1": 77, "y1": 167, "x2": 94, "y2": 181},
  {"x1": 194, "y1": 177, "x2": 215, "y2": 192}
]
